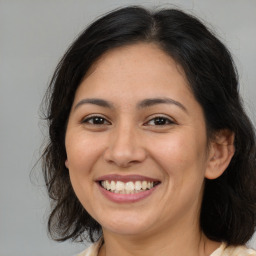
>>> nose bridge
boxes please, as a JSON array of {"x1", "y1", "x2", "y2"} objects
[
  {"x1": 115, "y1": 120, "x2": 136, "y2": 151},
  {"x1": 104, "y1": 118, "x2": 146, "y2": 167}
]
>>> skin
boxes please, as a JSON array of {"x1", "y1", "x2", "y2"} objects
[{"x1": 65, "y1": 43, "x2": 234, "y2": 256}]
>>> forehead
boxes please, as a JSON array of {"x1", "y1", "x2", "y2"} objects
[
  {"x1": 77, "y1": 43, "x2": 192, "y2": 99},
  {"x1": 86, "y1": 43, "x2": 187, "y2": 80}
]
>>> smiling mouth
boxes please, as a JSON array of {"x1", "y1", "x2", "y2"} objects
[{"x1": 100, "y1": 180, "x2": 160, "y2": 194}]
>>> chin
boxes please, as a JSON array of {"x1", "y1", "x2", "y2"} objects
[
  {"x1": 99, "y1": 213, "x2": 156, "y2": 236},
  {"x1": 104, "y1": 224, "x2": 149, "y2": 236}
]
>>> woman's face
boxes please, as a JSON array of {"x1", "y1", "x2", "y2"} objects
[{"x1": 65, "y1": 43, "x2": 213, "y2": 237}]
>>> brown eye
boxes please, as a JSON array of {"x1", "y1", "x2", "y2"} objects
[
  {"x1": 83, "y1": 116, "x2": 111, "y2": 125},
  {"x1": 146, "y1": 116, "x2": 174, "y2": 126}
]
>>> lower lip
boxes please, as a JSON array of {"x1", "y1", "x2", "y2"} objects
[{"x1": 97, "y1": 183, "x2": 158, "y2": 203}]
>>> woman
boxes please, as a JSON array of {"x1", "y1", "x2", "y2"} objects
[{"x1": 42, "y1": 6, "x2": 256, "y2": 256}]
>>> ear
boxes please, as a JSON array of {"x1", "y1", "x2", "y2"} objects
[
  {"x1": 205, "y1": 129, "x2": 235, "y2": 179},
  {"x1": 65, "y1": 159, "x2": 69, "y2": 169}
]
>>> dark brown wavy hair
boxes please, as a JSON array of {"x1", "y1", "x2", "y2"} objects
[{"x1": 42, "y1": 6, "x2": 256, "y2": 244}]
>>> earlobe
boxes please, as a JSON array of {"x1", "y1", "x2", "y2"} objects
[
  {"x1": 205, "y1": 129, "x2": 235, "y2": 180},
  {"x1": 65, "y1": 159, "x2": 69, "y2": 169}
]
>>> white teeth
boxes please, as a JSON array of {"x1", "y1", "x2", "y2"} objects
[
  {"x1": 135, "y1": 181, "x2": 142, "y2": 190},
  {"x1": 116, "y1": 181, "x2": 124, "y2": 191},
  {"x1": 142, "y1": 181, "x2": 147, "y2": 190},
  {"x1": 125, "y1": 181, "x2": 134, "y2": 191},
  {"x1": 106, "y1": 181, "x2": 111, "y2": 190},
  {"x1": 147, "y1": 182, "x2": 153, "y2": 189},
  {"x1": 110, "y1": 181, "x2": 115, "y2": 191},
  {"x1": 100, "y1": 180, "x2": 158, "y2": 194}
]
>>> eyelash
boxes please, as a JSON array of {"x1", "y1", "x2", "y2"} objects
[
  {"x1": 82, "y1": 115, "x2": 175, "y2": 127},
  {"x1": 82, "y1": 115, "x2": 111, "y2": 125},
  {"x1": 144, "y1": 116, "x2": 175, "y2": 126}
]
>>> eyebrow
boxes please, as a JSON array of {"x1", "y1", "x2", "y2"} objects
[
  {"x1": 137, "y1": 97, "x2": 187, "y2": 112},
  {"x1": 74, "y1": 98, "x2": 114, "y2": 110},
  {"x1": 74, "y1": 97, "x2": 187, "y2": 113}
]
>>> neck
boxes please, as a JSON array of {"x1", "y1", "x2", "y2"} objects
[{"x1": 99, "y1": 219, "x2": 220, "y2": 256}]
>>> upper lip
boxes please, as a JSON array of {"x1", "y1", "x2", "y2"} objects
[{"x1": 96, "y1": 174, "x2": 160, "y2": 183}]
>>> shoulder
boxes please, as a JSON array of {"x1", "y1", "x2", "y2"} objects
[
  {"x1": 76, "y1": 239, "x2": 103, "y2": 256},
  {"x1": 211, "y1": 243, "x2": 256, "y2": 256}
]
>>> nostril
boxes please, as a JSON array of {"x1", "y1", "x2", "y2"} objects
[{"x1": 103, "y1": 146, "x2": 147, "y2": 168}]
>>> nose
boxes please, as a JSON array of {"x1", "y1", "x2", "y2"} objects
[{"x1": 103, "y1": 124, "x2": 147, "y2": 168}]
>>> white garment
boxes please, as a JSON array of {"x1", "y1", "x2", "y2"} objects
[
  {"x1": 77, "y1": 240, "x2": 102, "y2": 256},
  {"x1": 210, "y1": 243, "x2": 256, "y2": 256},
  {"x1": 77, "y1": 240, "x2": 256, "y2": 256}
]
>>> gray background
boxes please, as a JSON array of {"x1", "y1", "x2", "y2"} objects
[{"x1": 1, "y1": 0, "x2": 256, "y2": 255}]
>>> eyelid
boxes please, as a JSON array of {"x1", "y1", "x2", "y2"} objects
[
  {"x1": 81, "y1": 114, "x2": 111, "y2": 125},
  {"x1": 143, "y1": 114, "x2": 176, "y2": 126}
]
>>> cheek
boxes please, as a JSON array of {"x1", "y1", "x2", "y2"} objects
[
  {"x1": 149, "y1": 130, "x2": 208, "y2": 181},
  {"x1": 65, "y1": 133, "x2": 102, "y2": 207},
  {"x1": 153, "y1": 133, "x2": 198, "y2": 161},
  {"x1": 66, "y1": 131, "x2": 102, "y2": 172}
]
